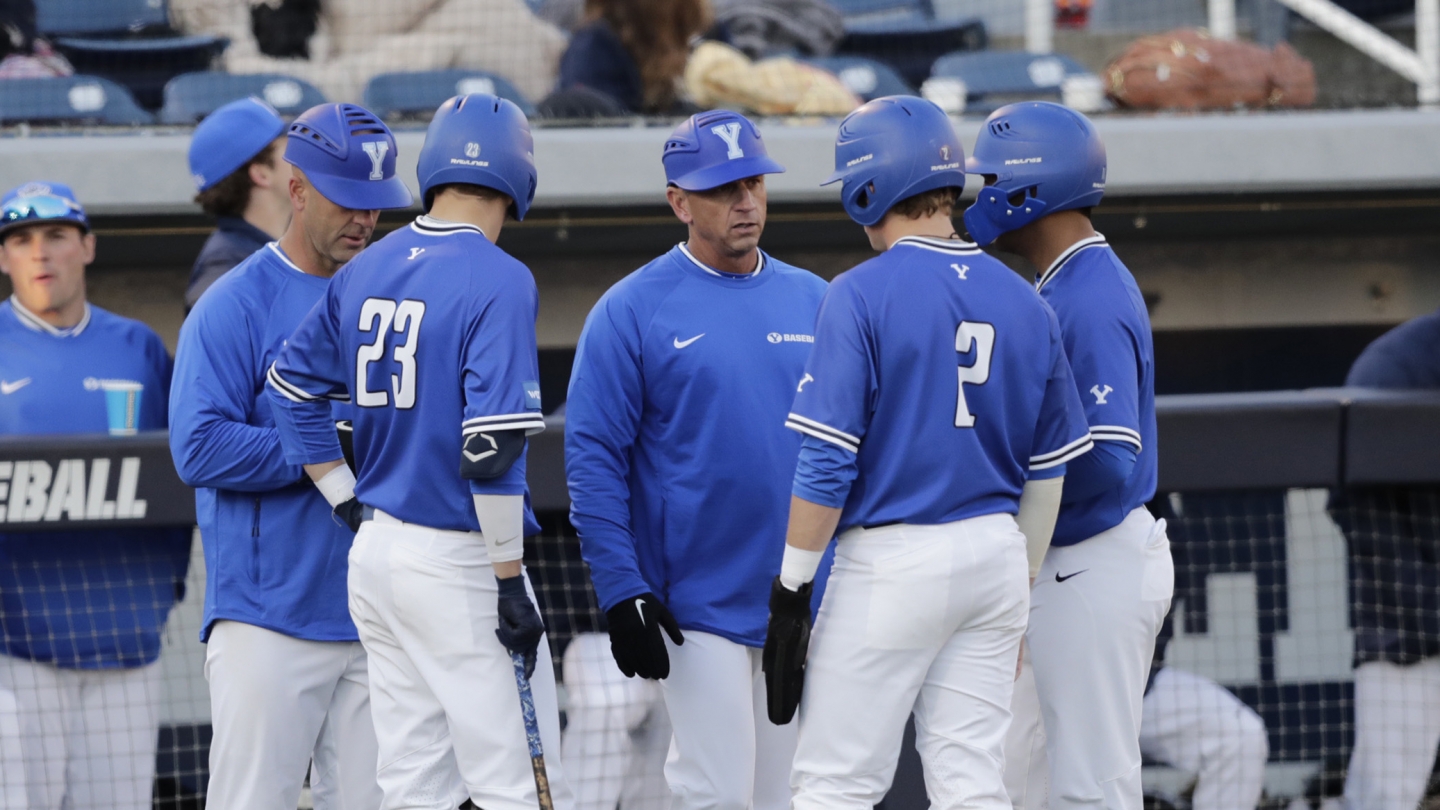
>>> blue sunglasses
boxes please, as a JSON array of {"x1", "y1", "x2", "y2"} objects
[{"x1": 1, "y1": 194, "x2": 88, "y2": 229}]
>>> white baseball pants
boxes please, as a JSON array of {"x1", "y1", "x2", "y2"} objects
[
  {"x1": 561, "y1": 632, "x2": 670, "y2": 810},
  {"x1": 1139, "y1": 666, "x2": 1268, "y2": 810},
  {"x1": 1005, "y1": 507, "x2": 1173, "y2": 810},
  {"x1": 1344, "y1": 658, "x2": 1440, "y2": 810},
  {"x1": 347, "y1": 511, "x2": 573, "y2": 810},
  {"x1": 203, "y1": 620, "x2": 382, "y2": 810},
  {"x1": 659, "y1": 630, "x2": 797, "y2": 810},
  {"x1": 791, "y1": 515, "x2": 1031, "y2": 810},
  {"x1": 0, "y1": 654, "x2": 160, "y2": 810}
]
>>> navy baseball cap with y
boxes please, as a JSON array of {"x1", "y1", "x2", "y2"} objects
[
  {"x1": 189, "y1": 98, "x2": 286, "y2": 192},
  {"x1": 662, "y1": 110, "x2": 785, "y2": 192},
  {"x1": 0, "y1": 181, "x2": 89, "y2": 239},
  {"x1": 284, "y1": 103, "x2": 413, "y2": 210}
]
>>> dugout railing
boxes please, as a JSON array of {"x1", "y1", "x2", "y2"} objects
[{"x1": 2, "y1": 388, "x2": 1438, "y2": 808}]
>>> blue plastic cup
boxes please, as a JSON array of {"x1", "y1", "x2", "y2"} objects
[{"x1": 99, "y1": 380, "x2": 143, "y2": 435}]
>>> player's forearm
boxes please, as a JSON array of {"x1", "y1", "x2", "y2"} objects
[
  {"x1": 1017, "y1": 476, "x2": 1064, "y2": 579},
  {"x1": 779, "y1": 495, "x2": 840, "y2": 591},
  {"x1": 786, "y1": 495, "x2": 841, "y2": 553},
  {"x1": 474, "y1": 493, "x2": 525, "y2": 579}
]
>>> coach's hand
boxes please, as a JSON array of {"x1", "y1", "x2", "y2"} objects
[
  {"x1": 605, "y1": 593, "x2": 683, "y2": 680},
  {"x1": 763, "y1": 576, "x2": 813, "y2": 725},
  {"x1": 333, "y1": 497, "x2": 364, "y2": 533},
  {"x1": 495, "y1": 575, "x2": 545, "y2": 679}
]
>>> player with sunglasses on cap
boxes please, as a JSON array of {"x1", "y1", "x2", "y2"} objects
[
  {"x1": 169, "y1": 102, "x2": 411, "y2": 810},
  {"x1": 0, "y1": 182, "x2": 190, "y2": 809}
]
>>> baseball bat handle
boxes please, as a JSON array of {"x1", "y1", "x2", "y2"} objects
[{"x1": 511, "y1": 652, "x2": 555, "y2": 810}]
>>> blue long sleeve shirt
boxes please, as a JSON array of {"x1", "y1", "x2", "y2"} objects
[
  {"x1": 0, "y1": 298, "x2": 191, "y2": 669},
  {"x1": 566, "y1": 245, "x2": 828, "y2": 647},
  {"x1": 169, "y1": 243, "x2": 357, "y2": 643}
]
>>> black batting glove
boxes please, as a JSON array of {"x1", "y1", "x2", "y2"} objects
[
  {"x1": 762, "y1": 576, "x2": 813, "y2": 725},
  {"x1": 333, "y1": 497, "x2": 364, "y2": 533},
  {"x1": 495, "y1": 575, "x2": 544, "y2": 679},
  {"x1": 605, "y1": 592, "x2": 683, "y2": 679}
]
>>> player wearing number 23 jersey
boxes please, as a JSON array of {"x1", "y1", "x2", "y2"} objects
[{"x1": 267, "y1": 94, "x2": 572, "y2": 810}]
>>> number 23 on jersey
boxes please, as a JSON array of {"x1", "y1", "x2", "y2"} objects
[{"x1": 356, "y1": 297, "x2": 426, "y2": 409}]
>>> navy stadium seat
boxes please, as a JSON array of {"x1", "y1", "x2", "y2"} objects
[
  {"x1": 38, "y1": 0, "x2": 227, "y2": 110},
  {"x1": 159, "y1": 72, "x2": 327, "y2": 124},
  {"x1": 804, "y1": 56, "x2": 914, "y2": 102},
  {"x1": 363, "y1": 71, "x2": 536, "y2": 119},
  {"x1": 929, "y1": 51, "x2": 1095, "y2": 112},
  {"x1": 0, "y1": 76, "x2": 153, "y2": 125},
  {"x1": 829, "y1": 0, "x2": 986, "y2": 87},
  {"x1": 35, "y1": 0, "x2": 168, "y2": 37}
]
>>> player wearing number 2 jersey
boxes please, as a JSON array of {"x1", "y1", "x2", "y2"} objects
[
  {"x1": 761, "y1": 96, "x2": 1093, "y2": 809},
  {"x1": 266, "y1": 94, "x2": 573, "y2": 810}
]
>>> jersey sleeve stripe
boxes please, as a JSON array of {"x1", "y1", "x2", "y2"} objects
[
  {"x1": 785, "y1": 419, "x2": 859, "y2": 454},
  {"x1": 1029, "y1": 436, "x2": 1094, "y2": 471},
  {"x1": 266, "y1": 364, "x2": 326, "y2": 403},
  {"x1": 784, "y1": 413, "x2": 861, "y2": 446},
  {"x1": 1029, "y1": 433, "x2": 1094, "y2": 464},
  {"x1": 461, "y1": 418, "x2": 547, "y2": 435},
  {"x1": 1089, "y1": 425, "x2": 1143, "y2": 451},
  {"x1": 462, "y1": 413, "x2": 546, "y2": 428}
]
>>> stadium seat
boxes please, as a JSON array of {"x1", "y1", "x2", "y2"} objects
[
  {"x1": 829, "y1": 0, "x2": 986, "y2": 87},
  {"x1": 0, "y1": 76, "x2": 153, "y2": 125},
  {"x1": 38, "y1": 0, "x2": 228, "y2": 110},
  {"x1": 35, "y1": 0, "x2": 168, "y2": 37},
  {"x1": 364, "y1": 71, "x2": 537, "y2": 120},
  {"x1": 160, "y1": 72, "x2": 327, "y2": 124},
  {"x1": 929, "y1": 50, "x2": 1095, "y2": 112},
  {"x1": 804, "y1": 56, "x2": 914, "y2": 102}
]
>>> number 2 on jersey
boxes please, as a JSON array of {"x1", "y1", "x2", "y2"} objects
[
  {"x1": 954, "y1": 321, "x2": 994, "y2": 427},
  {"x1": 356, "y1": 297, "x2": 426, "y2": 409}
]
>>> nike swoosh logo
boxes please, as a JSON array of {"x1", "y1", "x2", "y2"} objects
[
  {"x1": 673, "y1": 334, "x2": 705, "y2": 349},
  {"x1": 493, "y1": 533, "x2": 519, "y2": 547},
  {"x1": 1055, "y1": 569, "x2": 1088, "y2": 583},
  {"x1": 634, "y1": 597, "x2": 648, "y2": 622},
  {"x1": 0, "y1": 378, "x2": 31, "y2": 395}
]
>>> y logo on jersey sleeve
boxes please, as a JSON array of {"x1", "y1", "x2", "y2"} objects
[{"x1": 1091, "y1": 384, "x2": 1113, "y2": 404}]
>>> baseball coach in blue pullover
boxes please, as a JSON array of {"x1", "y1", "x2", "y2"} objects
[
  {"x1": 0, "y1": 181, "x2": 190, "y2": 810},
  {"x1": 566, "y1": 110, "x2": 829, "y2": 810},
  {"x1": 169, "y1": 102, "x2": 411, "y2": 810}
]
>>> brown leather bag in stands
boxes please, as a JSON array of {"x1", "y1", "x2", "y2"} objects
[{"x1": 1106, "y1": 28, "x2": 1316, "y2": 110}]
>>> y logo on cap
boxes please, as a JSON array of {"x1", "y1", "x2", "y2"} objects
[
  {"x1": 362, "y1": 142, "x2": 389, "y2": 181},
  {"x1": 710, "y1": 123, "x2": 745, "y2": 160}
]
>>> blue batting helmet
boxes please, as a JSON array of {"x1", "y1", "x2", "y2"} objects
[
  {"x1": 662, "y1": 110, "x2": 785, "y2": 191},
  {"x1": 189, "y1": 97, "x2": 286, "y2": 192},
  {"x1": 416, "y1": 94, "x2": 537, "y2": 220},
  {"x1": 284, "y1": 103, "x2": 412, "y2": 210},
  {"x1": 822, "y1": 95, "x2": 965, "y2": 227},
  {"x1": 963, "y1": 101, "x2": 1106, "y2": 247},
  {"x1": 0, "y1": 181, "x2": 89, "y2": 238}
]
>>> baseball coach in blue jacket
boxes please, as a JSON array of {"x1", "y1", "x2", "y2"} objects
[{"x1": 169, "y1": 102, "x2": 411, "y2": 810}]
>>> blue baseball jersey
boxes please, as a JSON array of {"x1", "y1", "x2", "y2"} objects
[
  {"x1": 170, "y1": 243, "x2": 358, "y2": 643},
  {"x1": 787, "y1": 236, "x2": 1093, "y2": 534},
  {"x1": 566, "y1": 245, "x2": 828, "y2": 647},
  {"x1": 1036, "y1": 235, "x2": 1158, "y2": 546},
  {"x1": 0, "y1": 298, "x2": 190, "y2": 669},
  {"x1": 267, "y1": 216, "x2": 545, "y2": 535}
]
